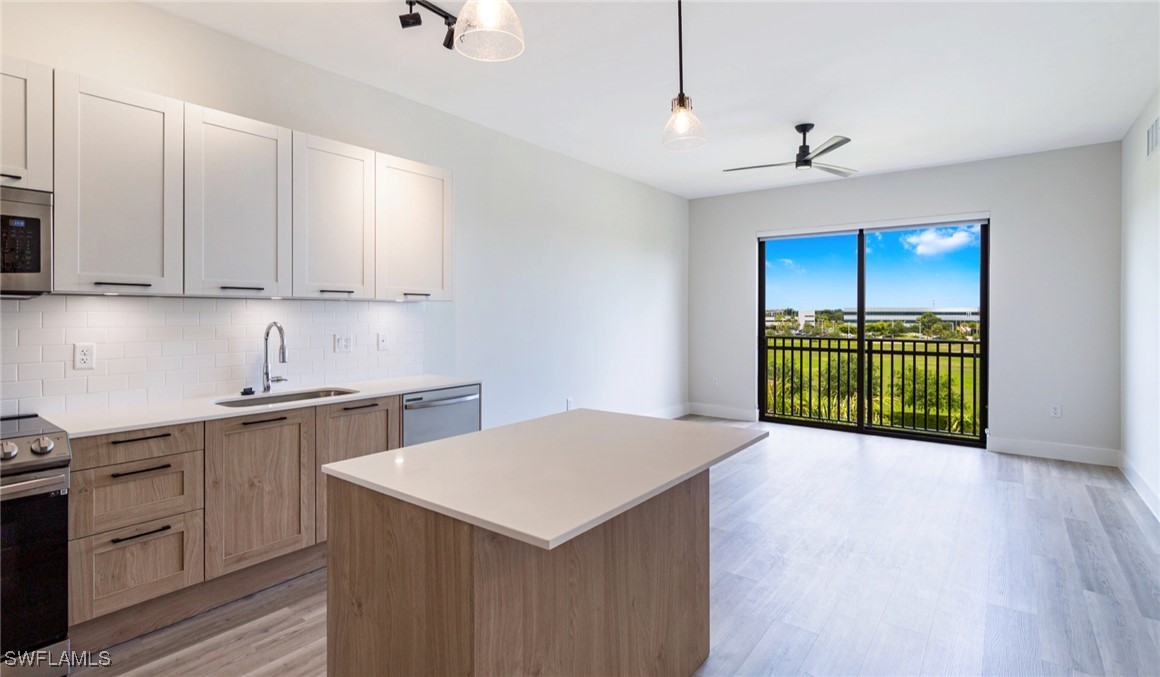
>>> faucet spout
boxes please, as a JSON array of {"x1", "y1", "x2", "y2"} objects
[{"x1": 263, "y1": 322, "x2": 288, "y2": 393}]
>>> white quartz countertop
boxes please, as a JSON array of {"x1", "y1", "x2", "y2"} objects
[
  {"x1": 42, "y1": 375, "x2": 481, "y2": 438},
  {"x1": 322, "y1": 409, "x2": 767, "y2": 550}
]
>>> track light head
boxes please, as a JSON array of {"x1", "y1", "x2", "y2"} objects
[
  {"x1": 443, "y1": 22, "x2": 456, "y2": 50},
  {"x1": 399, "y1": 2, "x2": 422, "y2": 29}
]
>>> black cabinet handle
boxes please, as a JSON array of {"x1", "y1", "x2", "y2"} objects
[
  {"x1": 342, "y1": 402, "x2": 379, "y2": 411},
  {"x1": 0, "y1": 173, "x2": 23, "y2": 180},
  {"x1": 111, "y1": 524, "x2": 171, "y2": 544},
  {"x1": 403, "y1": 292, "x2": 432, "y2": 298},
  {"x1": 94, "y1": 281, "x2": 153, "y2": 288},
  {"x1": 242, "y1": 416, "x2": 288, "y2": 426},
  {"x1": 319, "y1": 289, "x2": 355, "y2": 294},
  {"x1": 220, "y1": 286, "x2": 265, "y2": 292},
  {"x1": 110, "y1": 432, "x2": 172, "y2": 446},
  {"x1": 110, "y1": 463, "x2": 172, "y2": 479}
]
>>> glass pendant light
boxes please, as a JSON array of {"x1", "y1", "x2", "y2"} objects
[
  {"x1": 453, "y1": 0, "x2": 525, "y2": 62},
  {"x1": 662, "y1": 0, "x2": 706, "y2": 151}
]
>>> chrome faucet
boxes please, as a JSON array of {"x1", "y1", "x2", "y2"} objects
[{"x1": 262, "y1": 321, "x2": 288, "y2": 392}]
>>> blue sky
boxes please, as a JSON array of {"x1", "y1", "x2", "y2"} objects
[{"x1": 763, "y1": 225, "x2": 982, "y2": 311}]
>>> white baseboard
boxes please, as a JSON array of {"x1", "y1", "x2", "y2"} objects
[
  {"x1": 987, "y1": 436, "x2": 1121, "y2": 467},
  {"x1": 687, "y1": 402, "x2": 757, "y2": 422},
  {"x1": 1121, "y1": 460, "x2": 1160, "y2": 520},
  {"x1": 644, "y1": 402, "x2": 690, "y2": 419}
]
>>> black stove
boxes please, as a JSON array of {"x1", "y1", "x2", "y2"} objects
[
  {"x1": 1, "y1": 414, "x2": 72, "y2": 675},
  {"x1": 0, "y1": 413, "x2": 71, "y2": 476}
]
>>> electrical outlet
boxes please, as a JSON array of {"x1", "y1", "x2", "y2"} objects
[
  {"x1": 333, "y1": 334, "x2": 352, "y2": 354},
  {"x1": 566, "y1": 397, "x2": 575, "y2": 411},
  {"x1": 74, "y1": 343, "x2": 95, "y2": 370},
  {"x1": 1049, "y1": 404, "x2": 1063, "y2": 418},
  {"x1": 712, "y1": 377, "x2": 720, "y2": 388},
  {"x1": 377, "y1": 333, "x2": 389, "y2": 351}
]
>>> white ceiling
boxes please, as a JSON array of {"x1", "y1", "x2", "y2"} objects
[{"x1": 149, "y1": 1, "x2": 1159, "y2": 199}]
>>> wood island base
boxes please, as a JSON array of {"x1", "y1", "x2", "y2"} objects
[{"x1": 326, "y1": 471, "x2": 710, "y2": 676}]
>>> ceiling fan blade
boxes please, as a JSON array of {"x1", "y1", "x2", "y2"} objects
[
  {"x1": 722, "y1": 161, "x2": 796, "y2": 173},
  {"x1": 804, "y1": 136, "x2": 851, "y2": 161},
  {"x1": 812, "y1": 162, "x2": 858, "y2": 178}
]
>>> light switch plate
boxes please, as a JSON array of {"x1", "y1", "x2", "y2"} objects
[
  {"x1": 377, "y1": 334, "x2": 389, "y2": 351},
  {"x1": 334, "y1": 335, "x2": 353, "y2": 354}
]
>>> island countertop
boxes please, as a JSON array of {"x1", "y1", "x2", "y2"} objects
[{"x1": 322, "y1": 408, "x2": 767, "y2": 549}]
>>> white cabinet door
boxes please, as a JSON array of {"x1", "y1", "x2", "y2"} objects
[
  {"x1": 1, "y1": 57, "x2": 53, "y2": 191},
  {"x1": 185, "y1": 105, "x2": 292, "y2": 297},
  {"x1": 375, "y1": 153, "x2": 453, "y2": 302},
  {"x1": 54, "y1": 73, "x2": 183, "y2": 295},
  {"x1": 292, "y1": 133, "x2": 375, "y2": 300}
]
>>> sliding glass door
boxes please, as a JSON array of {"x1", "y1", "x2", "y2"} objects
[{"x1": 758, "y1": 221, "x2": 988, "y2": 446}]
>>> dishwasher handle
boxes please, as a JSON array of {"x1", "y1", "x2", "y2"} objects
[{"x1": 404, "y1": 393, "x2": 479, "y2": 410}]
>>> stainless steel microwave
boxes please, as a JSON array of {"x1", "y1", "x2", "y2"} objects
[{"x1": 0, "y1": 187, "x2": 52, "y2": 297}]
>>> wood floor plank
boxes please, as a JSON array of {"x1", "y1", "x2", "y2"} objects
[{"x1": 82, "y1": 418, "x2": 1160, "y2": 677}]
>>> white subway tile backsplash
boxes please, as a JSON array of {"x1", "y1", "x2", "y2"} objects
[{"x1": 4, "y1": 296, "x2": 425, "y2": 415}]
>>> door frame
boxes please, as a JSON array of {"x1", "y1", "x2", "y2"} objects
[{"x1": 757, "y1": 221, "x2": 989, "y2": 448}]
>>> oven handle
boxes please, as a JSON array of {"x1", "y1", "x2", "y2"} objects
[{"x1": 0, "y1": 471, "x2": 69, "y2": 501}]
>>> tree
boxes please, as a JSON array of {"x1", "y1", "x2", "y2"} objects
[{"x1": 916, "y1": 312, "x2": 949, "y2": 338}]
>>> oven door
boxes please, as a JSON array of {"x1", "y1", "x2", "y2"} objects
[{"x1": 1, "y1": 467, "x2": 69, "y2": 655}]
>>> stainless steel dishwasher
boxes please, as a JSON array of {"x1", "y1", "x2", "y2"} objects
[{"x1": 402, "y1": 385, "x2": 481, "y2": 446}]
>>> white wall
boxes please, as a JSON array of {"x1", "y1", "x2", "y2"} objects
[
  {"x1": 689, "y1": 143, "x2": 1123, "y2": 465},
  {"x1": 1, "y1": 296, "x2": 423, "y2": 414},
  {"x1": 0, "y1": 2, "x2": 689, "y2": 427},
  {"x1": 1121, "y1": 90, "x2": 1160, "y2": 514}
]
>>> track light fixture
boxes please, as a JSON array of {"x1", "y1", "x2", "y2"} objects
[
  {"x1": 397, "y1": 0, "x2": 524, "y2": 61},
  {"x1": 661, "y1": 0, "x2": 706, "y2": 151}
]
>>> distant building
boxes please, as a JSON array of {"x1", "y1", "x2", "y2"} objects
[{"x1": 793, "y1": 307, "x2": 980, "y2": 327}]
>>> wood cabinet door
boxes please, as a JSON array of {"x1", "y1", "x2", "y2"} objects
[
  {"x1": 70, "y1": 450, "x2": 204, "y2": 540},
  {"x1": 1, "y1": 57, "x2": 52, "y2": 191},
  {"x1": 184, "y1": 105, "x2": 292, "y2": 297},
  {"x1": 315, "y1": 395, "x2": 401, "y2": 542},
  {"x1": 291, "y1": 132, "x2": 375, "y2": 300},
  {"x1": 54, "y1": 72, "x2": 184, "y2": 294},
  {"x1": 375, "y1": 153, "x2": 453, "y2": 302},
  {"x1": 69, "y1": 510, "x2": 204, "y2": 625},
  {"x1": 205, "y1": 408, "x2": 316, "y2": 578}
]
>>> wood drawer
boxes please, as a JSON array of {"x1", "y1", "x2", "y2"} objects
[
  {"x1": 72, "y1": 422, "x2": 204, "y2": 471},
  {"x1": 69, "y1": 510, "x2": 204, "y2": 625},
  {"x1": 70, "y1": 450, "x2": 204, "y2": 539}
]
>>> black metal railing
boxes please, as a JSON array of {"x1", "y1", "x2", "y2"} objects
[{"x1": 764, "y1": 335, "x2": 982, "y2": 440}]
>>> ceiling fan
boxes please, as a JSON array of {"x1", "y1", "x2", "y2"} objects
[{"x1": 723, "y1": 123, "x2": 857, "y2": 177}]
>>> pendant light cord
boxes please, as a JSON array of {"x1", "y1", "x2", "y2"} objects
[{"x1": 677, "y1": 0, "x2": 685, "y2": 95}]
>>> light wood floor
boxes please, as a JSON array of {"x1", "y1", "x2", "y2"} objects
[{"x1": 83, "y1": 418, "x2": 1160, "y2": 676}]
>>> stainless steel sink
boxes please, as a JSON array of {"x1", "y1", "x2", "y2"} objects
[{"x1": 214, "y1": 388, "x2": 359, "y2": 408}]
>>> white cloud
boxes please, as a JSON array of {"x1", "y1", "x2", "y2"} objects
[
  {"x1": 776, "y1": 258, "x2": 804, "y2": 272},
  {"x1": 902, "y1": 225, "x2": 980, "y2": 256}
]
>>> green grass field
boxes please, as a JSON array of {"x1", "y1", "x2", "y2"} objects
[{"x1": 763, "y1": 337, "x2": 982, "y2": 437}]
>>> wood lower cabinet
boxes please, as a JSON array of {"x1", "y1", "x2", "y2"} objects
[
  {"x1": 69, "y1": 510, "x2": 204, "y2": 625},
  {"x1": 70, "y1": 450, "x2": 203, "y2": 539},
  {"x1": 315, "y1": 395, "x2": 402, "y2": 542},
  {"x1": 205, "y1": 408, "x2": 316, "y2": 579}
]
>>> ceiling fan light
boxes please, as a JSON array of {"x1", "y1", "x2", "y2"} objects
[
  {"x1": 454, "y1": 0, "x2": 525, "y2": 62},
  {"x1": 662, "y1": 96, "x2": 706, "y2": 151}
]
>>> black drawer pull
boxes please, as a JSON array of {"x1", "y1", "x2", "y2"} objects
[
  {"x1": 110, "y1": 432, "x2": 172, "y2": 446},
  {"x1": 0, "y1": 173, "x2": 23, "y2": 180},
  {"x1": 319, "y1": 289, "x2": 355, "y2": 294},
  {"x1": 242, "y1": 416, "x2": 288, "y2": 426},
  {"x1": 403, "y1": 292, "x2": 432, "y2": 298},
  {"x1": 94, "y1": 281, "x2": 153, "y2": 288},
  {"x1": 220, "y1": 285, "x2": 265, "y2": 292},
  {"x1": 111, "y1": 524, "x2": 171, "y2": 544},
  {"x1": 109, "y1": 463, "x2": 172, "y2": 479},
  {"x1": 342, "y1": 402, "x2": 379, "y2": 411}
]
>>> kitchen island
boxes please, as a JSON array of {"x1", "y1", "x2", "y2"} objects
[{"x1": 322, "y1": 409, "x2": 767, "y2": 676}]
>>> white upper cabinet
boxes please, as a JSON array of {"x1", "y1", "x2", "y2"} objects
[
  {"x1": 1, "y1": 57, "x2": 53, "y2": 191},
  {"x1": 375, "y1": 153, "x2": 453, "y2": 302},
  {"x1": 292, "y1": 132, "x2": 375, "y2": 300},
  {"x1": 54, "y1": 73, "x2": 184, "y2": 295},
  {"x1": 185, "y1": 105, "x2": 292, "y2": 297}
]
